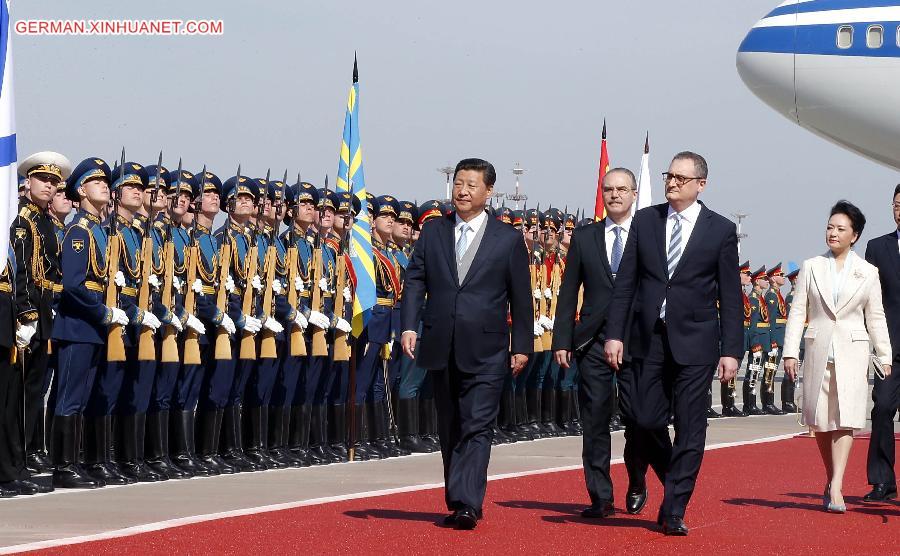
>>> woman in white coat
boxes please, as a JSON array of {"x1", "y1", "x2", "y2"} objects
[{"x1": 783, "y1": 201, "x2": 892, "y2": 513}]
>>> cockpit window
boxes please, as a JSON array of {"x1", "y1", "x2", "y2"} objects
[
  {"x1": 867, "y1": 25, "x2": 883, "y2": 48},
  {"x1": 837, "y1": 25, "x2": 853, "y2": 49}
]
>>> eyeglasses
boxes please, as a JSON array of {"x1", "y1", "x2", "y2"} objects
[
  {"x1": 662, "y1": 172, "x2": 703, "y2": 186},
  {"x1": 602, "y1": 186, "x2": 635, "y2": 195}
]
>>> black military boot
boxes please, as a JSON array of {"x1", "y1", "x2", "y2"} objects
[
  {"x1": 357, "y1": 403, "x2": 386, "y2": 460},
  {"x1": 197, "y1": 409, "x2": 231, "y2": 474},
  {"x1": 762, "y1": 388, "x2": 786, "y2": 415},
  {"x1": 741, "y1": 381, "x2": 765, "y2": 416},
  {"x1": 525, "y1": 388, "x2": 545, "y2": 438},
  {"x1": 781, "y1": 377, "x2": 798, "y2": 413},
  {"x1": 419, "y1": 398, "x2": 441, "y2": 451},
  {"x1": 308, "y1": 405, "x2": 336, "y2": 464},
  {"x1": 171, "y1": 410, "x2": 216, "y2": 476},
  {"x1": 328, "y1": 403, "x2": 350, "y2": 460},
  {"x1": 720, "y1": 382, "x2": 744, "y2": 417},
  {"x1": 145, "y1": 411, "x2": 191, "y2": 479},
  {"x1": 247, "y1": 405, "x2": 288, "y2": 470},
  {"x1": 706, "y1": 385, "x2": 722, "y2": 418},
  {"x1": 83, "y1": 415, "x2": 131, "y2": 485},
  {"x1": 294, "y1": 404, "x2": 325, "y2": 465},
  {"x1": 52, "y1": 415, "x2": 103, "y2": 489},
  {"x1": 541, "y1": 388, "x2": 563, "y2": 437},
  {"x1": 347, "y1": 403, "x2": 372, "y2": 461},
  {"x1": 289, "y1": 405, "x2": 315, "y2": 465},
  {"x1": 571, "y1": 391, "x2": 583, "y2": 435},
  {"x1": 371, "y1": 401, "x2": 400, "y2": 458},
  {"x1": 221, "y1": 405, "x2": 259, "y2": 472},
  {"x1": 512, "y1": 388, "x2": 535, "y2": 441},
  {"x1": 557, "y1": 390, "x2": 575, "y2": 436},
  {"x1": 499, "y1": 388, "x2": 520, "y2": 442},
  {"x1": 116, "y1": 413, "x2": 166, "y2": 483},
  {"x1": 399, "y1": 397, "x2": 427, "y2": 452},
  {"x1": 269, "y1": 406, "x2": 303, "y2": 467},
  {"x1": 26, "y1": 412, "x2": 52, "y2": 474},
  {"x1": 317, "y1": 405, "x2": 345, "y2": 462}
]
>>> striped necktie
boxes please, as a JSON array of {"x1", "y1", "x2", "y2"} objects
[
  {"x1": 660, "y1": 214, "x2": 683, "y2": 319},
  {"x1": 610, "y1": 226, "x2": 624, "y2": 276},
  {"x1": 456, "y1": 223, "x2": 470, "y2": 262}
]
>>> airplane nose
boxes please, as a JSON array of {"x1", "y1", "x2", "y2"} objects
[{"x1": 736, "y1": 25, "x2": 797, "y2": 122}]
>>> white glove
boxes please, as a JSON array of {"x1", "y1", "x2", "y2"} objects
[
  {"x1": 110, "y1": 307, "x2": 129, "y2": 326},
  {"x1": 544, "y1": 287, "x2": 553, "y2": 299},
  {"x1": 168, "y1": 317, "x2": 184, "y2": 333},
  {"x1": 533, "y1": 288, "x2": 542, "y2": 300},
  {"x1": 251, "y1": 275, "x2": 263, "y2": 291},
  {"x1": 114, "y1": 271, "x2": 126, "y2": 287},
  {"x1": 220, "y1": 313, "x2": 236, "y2": 335},
  {"x1": 272, "y1": 280, "x2": 283, "y2": 295},
  {"x1": 294, "y1": 312, "x2": 309, "y2": 330},
  {"x1": 538, "y1": 315, "x2": 553, "y2": 330},
  {"x1": 343, "y1": 286, "x2": 352, "y2": 303},
  {"x1": 142, "y1": 312, "x2": 162, "y2": 331},
  {"x1": 294, "y1": 276, "x2": 305, "y2": 291},
  {"x1": 186, "y1": 314, "x2": 206, "y2": 335},
  {"x1": 533, "y1": 321, "x2": 544, "y2": 337},
  {"x1": 386, "y1": 340, "x2": 394, "y2": 355},
  {"x1": 308, "y1": 310, "x2": 330, "y2": 330},
  {"x1": 318, "y1": 277, "x2": 330, "y2": 293},
  {"x1": 243, "y1": 315, "x2": 262, "y2": 334},
  {"x1": 15, "y1": 321, "x2": 36, "y2": 348},
  {"x1": 148, "y1": 274, "x2": 161, "y2": 289},
  {"x1": 263, "y1": 317, "x2": 284, "y2": 334},
  {"x1": 335, "y1": 318, "x2": 352, "y2": 333},
  {"x1": 224, "y1": 275, "x2": 235, "y2": 293},
  {"x1": 173, "y1": 276, "x2": 183, "y2": 293},
  {"x1": 192, "y1": 278, "x2": 203, "y2": 293}
]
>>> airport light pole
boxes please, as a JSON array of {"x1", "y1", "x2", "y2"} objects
[
  {"x1": 732, "y1": 212, "x2": 749, "y2": 257},
  {"x1": 438, "y1": 166, "x2": 454, "y2": 203},
  {"x1": 507, "y1": 163, "x2": 527, "y2": 210}
]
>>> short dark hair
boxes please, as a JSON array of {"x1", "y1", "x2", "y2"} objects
[
  {"x1": 829, "y1": 200, "x2": 866, "y2": 243},
  {"x1": 893, "y1": 184, "x2": 900, "y2": 198},
  {"x1": 673, "y1": 151, "x2": 708, "y2": 179},
  {"x1": 454, "y1": 158, "x2": 496, "y2": 187},
  {"x1": 604, "y1": 167, "x2": 637, "y2": 190}
]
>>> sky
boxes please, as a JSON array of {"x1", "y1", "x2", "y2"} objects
[{"x1": 12, "y1": 0, "x2": 900, "y2": 268}]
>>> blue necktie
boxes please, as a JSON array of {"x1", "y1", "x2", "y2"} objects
[
  {"x1": 610, "y1": 226, "x2": 624, "y2": 275},
  {"x1": 456, "y1": 223, "x2": 470, "y2": 262},
  {"x1": 660, "y1": 214, "x2": 683, "y2": 319}
]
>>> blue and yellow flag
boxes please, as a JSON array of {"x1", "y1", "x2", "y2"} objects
[{"x1": 336, "y1": 57, "x2": 375, "y2": 335}]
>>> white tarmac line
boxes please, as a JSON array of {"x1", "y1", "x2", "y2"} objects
[{"x1": 0, "y1": 432, "x2": 799, "y2": 554}]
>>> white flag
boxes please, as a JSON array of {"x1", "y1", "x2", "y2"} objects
[
  {"x1": 0, "y1": 0, "x2": 15, "y2": 257},
  {"x1": 634, "y1": 133, "x2": 652, "y2": 214}
]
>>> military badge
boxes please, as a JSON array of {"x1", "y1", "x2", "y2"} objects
[
  {"x1": 72, "y1": 238, "x2": 84, "y2": 253},
  {"x1": 14, "y1": 227, "x2": 26, "y2": 240}
]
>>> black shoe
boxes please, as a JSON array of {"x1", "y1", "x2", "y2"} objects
[
  {"x1": 118, "y1": 461, "x2": 167, "y2": 483},
  {"x1": 84, "y1": 462, "x2": 130, "y2": 485},
  {"x1": 0, "y1": 483, "x2": 16, "y2": 497},
  {"x1": 443, "y1": 511, "x2": 459, "y2": 526},
  {"x1": 721, "y1": 406, "x2": 745, "y2": 417},
  {"x1": 662, "y1": 515, "x2": 689, "y2": 536},
  {"x1": 581, "y1": 501, "x2": 615, "y2": 518},
  {"x1": 781, "y1": 402, "x2": 798, "y2": 413},
  {"x1": 763, "y1": 404, "x2": 786, "y2": 416},
  {"x1": 626, "y1": 486, "x2": 648, "y2": 515},
  {"x1": 25, "y1": 452, "x2": 53, "y2": 474},
  {"x1": 146, "y1": 457, "x2": 193, "y2": 480},
  {"x1": 863, "y1": 483, "x2": 898, "y2": 502},
  {"x1": 743, "y1": 406, "x2": 765, "y2": 416},
  {"x1": 706, "y1": 407, "x2": 722, "y2": 419},
  {"x1": 454, "y1": 506, "x2": 479, "y2": 530},
  {"x1": 53, "y1": 464, "x2": 103, "y2": 489},
  {"x1": 4, "y1": 479, "x2": 53, "y2": 495},
  {"x1": 400, "y1": 434, "x2": 433, "y2": 453}
]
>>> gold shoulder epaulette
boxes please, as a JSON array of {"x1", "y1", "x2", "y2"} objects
[{"x1": 18, "y1": 206, "x2": 32, "y2": 219}]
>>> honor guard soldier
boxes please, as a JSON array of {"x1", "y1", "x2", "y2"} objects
[
  {"x1": 13, "y1": 151, "x2": 71, "y2": 477},
  {"x1": 243, "y1": 177, "x2": 299, "y2": 468},
  {"x1": 535, "y1": 208, "x2": 564, "y2": 436},
  {"x1": 782, "y1": 264, "x2": 801, "y2": 412},
  {"x1": 742, "y1": 266, "x2": 770, "y2": 416},
  {"x1": 269, "y1": 181, "x2": 312, "y2": 466},
  {"x1": 721, "y1": 260, "x2": 752, "y2": 417},
  {"x1": 51, "y1": 157, "x2": 126, "y2": 489},
  {"x1": 200, "y1": 174, "x2": 263, "y2": 474},
  {"x1": 169, "y1": 170, "x2": 226, "y2": 477},
  {"x1": 556, "y1": 211, "x2": 583, "y2": 434},
  {"x1": 762, "y1": 263, "x2": 787, "y2": 415}
]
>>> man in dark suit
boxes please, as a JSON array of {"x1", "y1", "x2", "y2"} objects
[
  {"x1": 862, "y1": 184, "x2": 900, "y2": 503},
  {"x1": 604, "y1": 151, "x2": 742, "y2": 536},
  {"x1": 401, "y1": 158, "x2": 532, "y2": 530},
  {"x1": 553, "y1": 167, "x2": 662, "y2": 519}
]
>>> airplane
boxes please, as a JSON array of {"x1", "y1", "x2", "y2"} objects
[{"x1": 736, "y1": 0, "x2": 900, "y2": 170}]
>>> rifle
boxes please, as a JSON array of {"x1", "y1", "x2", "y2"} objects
[
  {"x1": 183, "y1": 164, "x2": 205, "y2": 365},
  {"x1": 332, "y1": 208, "x2": 352, "y2": 361},
  {"x1": 159, "y1": 157, "x2": 181, "y2": 364},
  {"x1": 238, "y1": 169, "x2": 266, "y2": 360},
  {"x1": 138, "y1": 151, "x2": 163, "y2": 361},
  {"x1": 532, "y1": 205, "x2": 546, "y2": 353},
  {"x1": 258, "y1": 171, "x2": 282, "y2": 359},
  {"x1": 106, "y1": 148, "x2": 127, "y2": 362},
  {"x1": 309, "y1": 175, "x2": 328, "y2": 357},
  {"x1": 214, "y1": 164, "x2": 239, "y2": 360},
  {"x1": 286, "y1": 172, "x2": 307, "y2": 357}
]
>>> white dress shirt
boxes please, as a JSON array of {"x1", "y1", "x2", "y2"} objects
[
  {"x1": 665, "y1": 201, "x2": 702, "y2": 258},
  {"x1": 455, "y1": 210, "x2": 487, "y2": 258},
  {"x1": 604, "y1": 215, "x2": 633, "y2": 264}
]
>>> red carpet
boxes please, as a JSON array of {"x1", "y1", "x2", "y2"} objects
[{"x1": 26, "y1": 436, "x2": 900, "y2": 555}]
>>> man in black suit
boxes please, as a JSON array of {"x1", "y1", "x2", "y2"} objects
[
  {"x1": 604, "y1": 151, "x2": 742, "y2": 536},
  {"x1": 862, "y1": 184, "x2": 900, "y2": 503},
  {"x1": 553, "y1": 167, "x2": 661, "y2": 519},
  {"x1": 401, "y1": 158, "x2": 532, "y2": 530}
]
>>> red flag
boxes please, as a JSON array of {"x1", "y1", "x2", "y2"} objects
[{"x1": 594, "y1": 119, "x2": 610, "y2": 221}]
